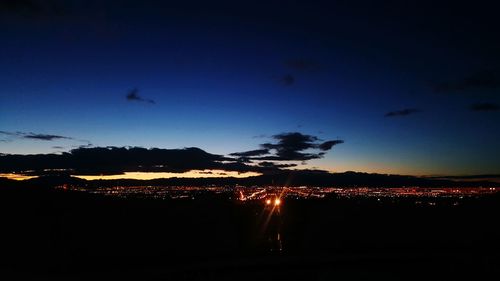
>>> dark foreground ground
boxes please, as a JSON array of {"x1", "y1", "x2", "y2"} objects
[{"x1": 1, "y1": 185, "x2": 499, "y2": 280}]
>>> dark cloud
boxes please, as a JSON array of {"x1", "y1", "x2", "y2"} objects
[
  {"x1": 281, "y1": 74, "x2": 295, "y2": 86},
  {"x1": 260, "y1": 133, "x2": 320, "y2": 161},
  {"x1": 318, "y1": 140, "x2": 344, "y2": 150},
  {"x1": 0, "y1": 0, "x2": 76, "y2": 29},
  {"x1": 232, "y1": 132, "x2": 344, "y2": 162},
  {"x1": 470, "y1": 103, "x2": 500, "y2": 111},
  {"x1": 126, "y1": 88, "x2": 155, "y2": 104},
  {"x1": 0, "y1": 0, "x2": 40, "y2": 15},
  {"x1": 1, "y1": 133, "x2": 343, "y2": 177},
  {"x1": 0, "y1": 146, "x2": 262, "y2": 176},
  {"x1": 430, "y1": 174, "x2": 500, "y2": 180},
  {"x1": 77, "y1": 142, "x2": 93, "y2": 148},
  {"x1": 384, "y1": 108, "x2": 421, "y2": 117},
  {"x1": 0, "y1": 131, "x2": 71, "y2": 141},
  {"x1": 285, "y1": 59, "x2": 320, "y2": 71},
  {"x1": 0, "y1": 0, "x2": 68, "y2": 18},
  {"x1": 0, "y1": 131, "x2": 92, "y2": 151},
  {"x1": 432, "y1": 69, "x2": 500, "y2": 93},
  {"x1": 429, "y1": 174, "x2": 500, "y2": 184},
  {"x1": 24, "y1": 133, "x2": 71, "y2": 141},
  {"x1": 257, "y1": 161, "x2": 297, "y2": 169},
  {"x1": 229, "y1": 149, "x2": 269, "y2": 157}
]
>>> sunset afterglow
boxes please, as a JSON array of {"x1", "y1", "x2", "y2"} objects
[
  {"x1": 73, "y1": 170, "x2": 261, "y2": 180},
  {"x1": 0, "y1": 173, "x2": 38, "y2": 181}
]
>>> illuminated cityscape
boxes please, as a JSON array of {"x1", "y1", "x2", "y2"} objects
[{"x1": 58, "y1": 184, "x2": 500, "y2": 203}]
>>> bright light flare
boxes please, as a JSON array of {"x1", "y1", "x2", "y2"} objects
[
  {"x1": 274, "y1": 198, "x2": 281, "y2": 206},
  {"x1": 266, "y1": 199, "x2": 272, "y2": 205}
]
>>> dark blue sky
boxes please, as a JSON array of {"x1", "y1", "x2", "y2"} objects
[{"x1": 1, "y1": 0, "x2": 499, "y2": 175}]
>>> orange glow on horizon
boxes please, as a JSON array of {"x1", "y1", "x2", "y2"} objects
[
  {"x1": 74, "y1": 170, "x2": 262, "y2": 180},
  {"x1": 0, "y1": 173, "x2": 38, "y2": 181}
]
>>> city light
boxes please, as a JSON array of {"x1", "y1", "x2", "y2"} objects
[{"x1": 275, "y1": 198, "x2": 281, "y2": 206}]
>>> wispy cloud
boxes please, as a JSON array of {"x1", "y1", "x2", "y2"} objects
[
  {"x1": 252, "y1": 134, "x2": 267, "y2": 139},
  {"x1": 0, "y1": 131, "x2": 17, "y2": 137},
  {"x1": 0, "y1": 131, "x2": 70, "y2": 141},
  {"x1": 318, "y1": 140, "x2": 344, "y2": 150},
  {"x1": 126, "y1": 88, "x2": 155, "y2": 104},
  {"x1": 280, "y1": 74, "x2": 295, "y2": 86},
  {"x1": 285, "y1": 59, "x2": 320, "y2": 71},
  {"x1": 432, "y1": 69, "x2": 500, "y2": 93},
  {"x1": 274, "y1": 59, "x2": 321, "y2": 87},
  {"x1": 257, "y1": 161, "x2": 297, "y2": 169},
  {"x1": 229, "y1": 149, "x2": 270, "y2": 157},
  {"x1": 0, "y1": 131, "x2": 92, "y2": 147},
  {"x1": 23, "y1": 133, "x2": 72, "y2": 141},
  {"x1": 470, "y1": 103, "x2": 500, "y2": 111},
  {"x1": 0, "y1": 0, "x2": 70, "y2": 20},
  {"x1": 384, "y1": 108, "x2": 421, "y2": 117}
]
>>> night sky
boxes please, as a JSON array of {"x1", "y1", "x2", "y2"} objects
[{"x1": 1, "y1": 0, "x2": 500, "y2": 176}]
